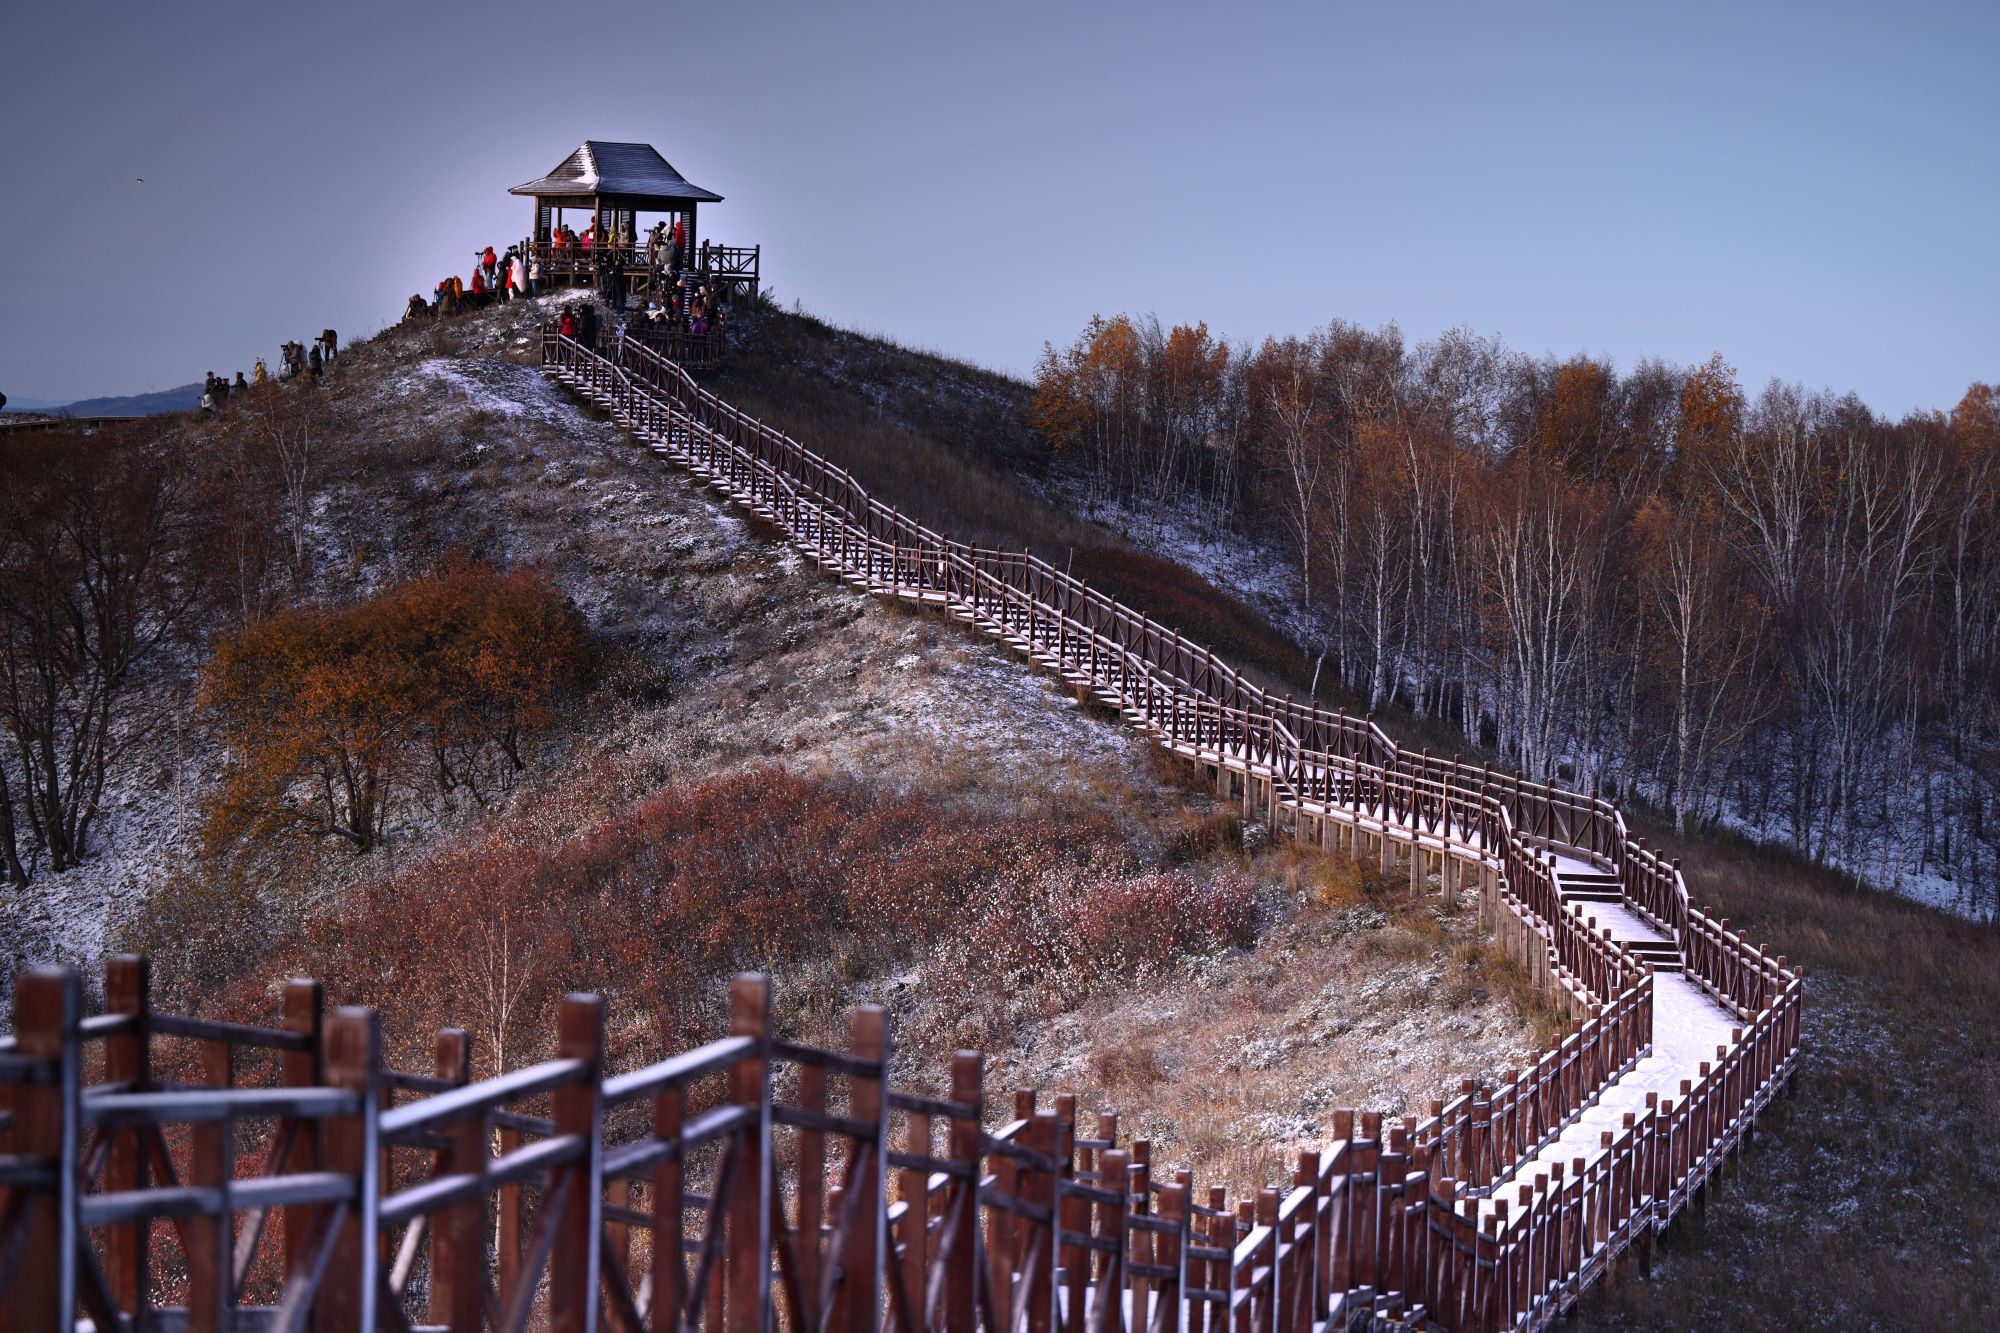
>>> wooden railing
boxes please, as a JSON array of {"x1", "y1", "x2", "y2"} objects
[
  {"x1": 0, "y1": 332, "x2": 1801, "y2": 1329},
  {"x1": 627, "y1": 323, "x2": 729, "y2": 369},
  {"x1": 0, "y1": 940, "x2": 1795, "y2": 1333},
  {"x1": 528, "y1": 240, "x2": 761, "y2": 288}
]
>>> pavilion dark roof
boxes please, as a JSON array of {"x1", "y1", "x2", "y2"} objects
[{"x1": 509, "y1": 141, "x2": 723, "y2": 204}]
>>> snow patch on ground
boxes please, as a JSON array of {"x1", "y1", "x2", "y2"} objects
[{"x1": 1075, "y1": 491, "x2": 1315, "y2": 640}]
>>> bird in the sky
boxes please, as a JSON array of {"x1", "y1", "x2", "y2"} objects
[{"x1": 135, "y1": 178, "x2": 145, "y2": 183}]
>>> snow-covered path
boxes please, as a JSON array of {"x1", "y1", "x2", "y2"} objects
[{"x1": 1478, "y1": 971, "x2": 1737, "y2": 1219}]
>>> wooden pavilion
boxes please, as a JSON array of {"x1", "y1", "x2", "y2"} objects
[{"x1": 510, "y1": 140, "x2": 759, "y2": 302}]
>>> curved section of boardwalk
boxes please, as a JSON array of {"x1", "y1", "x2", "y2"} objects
[{"x1": 0, "y1": 333, "x2": 1801, "y2": 1333}]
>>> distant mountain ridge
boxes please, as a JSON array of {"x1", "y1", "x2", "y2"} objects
[
  {"x1": 47, "y1": 383, "x2": 204, "y2": 416},
  {"x1": 1, "y1": 383, "x2": 202, "y2": 418}
]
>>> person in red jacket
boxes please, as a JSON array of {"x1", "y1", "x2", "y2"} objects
[{"x1": 559, "y1": 309, "x2": 578, "y2": 339}]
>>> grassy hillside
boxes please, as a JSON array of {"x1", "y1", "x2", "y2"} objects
[{"x1": 1582, "y1": 837, "x2": 2000, "y2": 1327}]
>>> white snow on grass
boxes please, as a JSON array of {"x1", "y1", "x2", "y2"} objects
[{"x1": 397, "y1": 356, "x2": 597, "y2": 431}]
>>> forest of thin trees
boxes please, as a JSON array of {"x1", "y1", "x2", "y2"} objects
[{"x1": 1036, "y1": 317, "x2": 2000, "y2": 912}]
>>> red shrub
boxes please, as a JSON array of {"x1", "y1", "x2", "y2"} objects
[{"x1": 239, "y1": 767, "x2": 1261, "y2": 1075}]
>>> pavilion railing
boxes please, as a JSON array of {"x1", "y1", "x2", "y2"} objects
[
  {"x1": 527, "y1": 241, "x2": 760, "y2": 287},
  {"x1": 626, "y1": 323, "x2": 729, "y2": 369}
]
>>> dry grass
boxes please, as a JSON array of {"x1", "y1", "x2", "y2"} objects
[
  {"x1": 981, "y1": 846, "x2": 1541, "y2": 1201},
  {"x1": 712, "y1": 310, "x2": 1079, "y2": 550}
]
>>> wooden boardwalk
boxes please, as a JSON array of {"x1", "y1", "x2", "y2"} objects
[{"x1": 0, "y1": 330, "x2": 1801, "y2": 1332}]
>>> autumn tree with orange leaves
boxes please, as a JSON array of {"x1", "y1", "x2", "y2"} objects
[{"x1": 199, "y1": 560, "x2": 587, "y2": 854}]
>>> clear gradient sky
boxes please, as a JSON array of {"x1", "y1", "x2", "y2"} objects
[{"x1": 1, "y1": 1, "x2": 1993, "y2": 413}]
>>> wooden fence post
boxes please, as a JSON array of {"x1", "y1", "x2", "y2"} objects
[
  {"x1": 498, "y1": 1112, "x2": 524, "y2": 1312},
  {"x1": 1130, "y1": 1141, "x2": 1153, "y2": 1331},
  {"x1": 429, "y1": 1028, "x2": 483, "y2": 1331},
  {"x1": 729, "y1": 976, "x2": 774, "y2": 1333},
  {"x1": 1096, "y1": 1149, "x2": 1129, "y2": 1333},
  {"x1": 9, "y1": 968, "x2": 80, "y2": 1332},
  {"x1": 899, "y1": 1102, "x2": 932, "y2": 1328},
  {"x1": 1058, "y1": 1094, "x2": 1086, "y2": 1333},
  {"x1": 943, "y1": 1052, "x2": 984, "y2": 1333},
  {"x1": 551, "y1": 993, "x2": 606, "y2": 1333},
  {"x1": 103, "y1": 954, "x2": 151, "y2": 1313},
  {"x1": 188, "y1": 1028, "x2": 235, "y2": 1333},
  {"x1": 320, "y1": 1006, "x2": 382, "y2": 1333},
  {"x1": 844, "y1": 1006, "x2": 891, "y2": 1333},
  {"x1": 281, "y1": 979, "x2": 325, "y2": 1296},
  {"x1": 652, "y1": 1065, "x2": 687, "y2": 1333},
  {"x1": 1023, "y1": 1110, "x2": 1061, "y2": 1333},
  {"x1": 1328, "y1": 1111, "x2": 1355, "y2": 1298}
]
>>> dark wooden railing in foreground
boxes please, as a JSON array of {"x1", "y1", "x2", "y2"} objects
[{"x1": 0, "y1": 938, "x2": 1785, "y2": 1333}]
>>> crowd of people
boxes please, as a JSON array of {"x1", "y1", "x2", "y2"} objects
[
  {"x1": 198, "y1": 329, "x2": 338, "y2": 413},
  {"x1": 400, "y1": 220, "x2": 733, "y2": 356},
  {"x1": 636, "y1": 272, "x2": 728, "y2": 340},
  {"x1": 180, "y1": 216, "x2": 737, "y2": 419},
  {"x1": 413, "y1": 244, "x2": 540, "y2": 321}
]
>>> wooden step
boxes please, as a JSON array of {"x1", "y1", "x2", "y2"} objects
[
  {"x1": 1620, "y1": 940, "x2": 1683, "y2": 971},
  {"x1": 1560, "y1": 885, "x2": 1624, "y2": 903}
]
